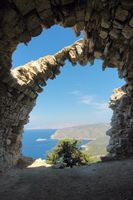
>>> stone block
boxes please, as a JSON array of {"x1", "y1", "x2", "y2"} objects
[
  {"x1": 3, "y1": 25, "x2": 16, "y2": 39},
  {"x1": 30, "y1": 26, "x2": 43, "y2": 37},
  {"x1": 61, "y1": 0, "x2": 74, "y2": 5},
  {"x1": 26, "y1": 14, "x2": 41, "y2": 32},
  {"x1": 39, "y1": 8, "x2": 53, "y2": 20},
  {"x1": 76, "y1": 10, "x2": 85, "y2": 22},
  {"x1": 109, "y1": 28, "x2": 120, "y2": 39},
  {"x1": 121, "y1": 0, "x2": 133, "y2": 10},
  {"x1": 94, "y1": 51, "x2": 102, "y2": 58},
  {"x1": 101, "y1": 18, "x2": 111, "y2": 29},
  {"x1": 50, "y1": 0, "x2": 60, "y2": 5},
  {"x1": 3, "y1": 8, "x2": 18, "y2": 26},
  {"x1": 63, "y1": 15, "x2": 76, "y2": 27},
  {"x1": 69, "y1": 49, "x2": 77, "y2": 64},
  {"x1": 18, "y1": 31, "x2": 31, "y2": 43},
  {"x1": 39, "y1": 9, "x2": 54, "y2": 27},
  {"x1": 13, "y1": 20, "x2": 25, "y2": 35},
  {"x1": 99, "y1": 30, "x2": 108, "y2": 39},
  {"x1": 113, "y1": 20, "x2": 124, "y2": 30},
  {"x1": 73, "y1": 22, "x2": 84, "y2": 36},
  {"x1": 85, "y1": 3, "x2": 92, "y2": 22},
  {"x1": 115, "y1": 7, "x2": 128, "y2": 22},
  {"x1": 13, "y1": 0, "x2": 35, "y2": 15},
  {"x1": 122, "y1": 25, "x2": 133, "y2": 39},
  {"x1": 129, "y1": 17, "x2": 133, "y2": 28},
  {"x1": 35, "y1": 0, "x2": 51, "y2": 12}
]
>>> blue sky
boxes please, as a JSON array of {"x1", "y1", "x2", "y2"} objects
[{"x1": 13, "y1": 25, "x2": 124, "y2": 129}]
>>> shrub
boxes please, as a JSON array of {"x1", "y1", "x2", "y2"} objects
[{"x1": 46, "y1": 138, "x2": 91, "y2": 168}]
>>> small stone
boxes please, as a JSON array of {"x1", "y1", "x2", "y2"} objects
[
  {"x1": 6, "y1": 139, "x2": 11, "y2": 145},
  {"x1": 73, "y1": 22, "x2": 84, "y2": 36},
  {"x1": 76, "y1": 10, "x2": 85, "y2": 22},
  {"x1": 113, "y1": 20, "x2": 124, "y2": 29},
  {"x1": 30, "y1": 26, "x2": 43, "y2": 37},
  {"x1": 61, "y1": 0, "x2": 74, "y2": 5},
  {"x1": 39, "y1": 8, "x2": 53, "y2": 20},
  {"x1": 14, "y1": 20, "x2": 25, "y2": 35},
  {"x1": 50, "y1": 0, "x2": 60, "y2": 5},
  {"x1": 121, "y1": 0, "x2": 133, "y2": 9},
  {"x1": 101, "y1": 18, "x2": 111, "y2": 29},
  {"x1": 44, "y1": 56, "x2": 56, "y2": 66},
  {"x1": 3, "y1": 25, "x2": 16, "y2": 38},
  {"x1": 69, "y1": 50, "x2": 77, "y2": 64},
  {"x1": 94, "y1": 51, "x2": 102, "y2": 58},
  {"x1": 99, "y1": 30, "x2": 108, "y2": 39},
  {"x1": 115, "y1": 7, "x2": 128, "y2": 22},
  {"x1": 18, "y1": 32, "x2": 31, "y2": 43},
  {"x1": 26, "y1": 14, "x2": 41, "y2": 32},
  {"x1": 63, "y1": 15, "x2": 76, "y2": 27},
  {"x1": 103, "y1": 42, "x2": 110, "y2": 56},
  {"x1": 13, "y1": 0, "x2": 35, "y2": 15},
  {"x1": 122, "y1": 25, "x2": 133, "y2": 39},
  {"x1": 3, "y1": 8, "x2": 18, "y2": 26},
  {"x1": 109, "y1": 28, "x2": 120, "y2": 39},
  {"x1": 75, "y1": 45, "x2": 83, "y2": 57},
  {"x1": 17, "y1": 93, "x2": 25, "y2": 101},
  {"x1": 106, "y1": 144, "x2": 114, "y2": 153},
  {"x1": 39, "y1": 9, "x2": 54, "y2": 27},
  {"x1": 35, "y1": 0, "x2": 51, "y2": 12},
  {"x1": 85, "y1": 7, "x2": 92, "y2": 21},
  {"x1": 129, "y1": 17, "x2": 133, "y2": 28}
]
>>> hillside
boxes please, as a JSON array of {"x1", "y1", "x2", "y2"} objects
[
  {"x1": 51, "y1": 123, "x2": 110, "y2": 157},
  {"x1": 51, "y1": 123, "x2": 110, "y2": 140}
]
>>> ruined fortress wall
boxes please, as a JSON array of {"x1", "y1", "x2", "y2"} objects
[{"x1": 0, "y1": 0, "x2": 132, "y2": 171}]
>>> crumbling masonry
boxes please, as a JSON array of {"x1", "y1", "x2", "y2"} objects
[{"x1": 0, "y1": 0, "x2": 133, "y2": 171}]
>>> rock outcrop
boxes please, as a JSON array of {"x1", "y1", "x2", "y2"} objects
[{"x1": 0, "y1": 0, "x2": 133, "y2": 171}]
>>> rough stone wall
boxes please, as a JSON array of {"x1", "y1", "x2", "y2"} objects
[
  {"x1": 107, "y1": 87, "x2": 133, "y2": 157},
  {"x1": 0, "y1": 0, "x2": 132, "y2": 73},
  {"x1": 0, "y1": 40, "x2": 88, "y2": 171},
  {"x1": 0, "y1": 0, "x2": 133, "y2": 170}
]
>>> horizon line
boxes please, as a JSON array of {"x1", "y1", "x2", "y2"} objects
[{"x1": 24, "y1": 122, "x2": 110, "y2": 131}]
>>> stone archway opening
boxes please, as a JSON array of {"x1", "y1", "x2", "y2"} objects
[
  {"x1": 21, "y1": 62, "x2": 124, "y2": 161},
  {"x1": 9, "y1": 25, "x2": 124, "y2": 162},
  {"x1": 0, "y1": 0, "x2": 132, "y2": 171}
]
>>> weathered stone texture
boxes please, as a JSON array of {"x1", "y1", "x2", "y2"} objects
[
  {"x1": 0, "y1": 40, "x2": 88, "y2": 171},
  {"x1": 107, "y1": 86, "x2": 133, "y2": 158},
  {"x1": 0, "y1": 0, "x2": 132, "y2": 170}
]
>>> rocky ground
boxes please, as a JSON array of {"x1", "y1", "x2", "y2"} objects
[{"x1": 0, "y1": 158, "x2": 133, "y2": 200}]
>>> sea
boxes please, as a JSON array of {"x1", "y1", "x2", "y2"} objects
[{"x1": 22, "y1": 129, "x2": 89, "y2": 159}]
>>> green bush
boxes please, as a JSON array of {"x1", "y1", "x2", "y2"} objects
[{"x1": 46, "y1": 138, "x2": 91, "y2": 168}]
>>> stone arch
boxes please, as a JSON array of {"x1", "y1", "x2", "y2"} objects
[{"x1": 0, "y1": 0, "x2": 133, "y2": 171}]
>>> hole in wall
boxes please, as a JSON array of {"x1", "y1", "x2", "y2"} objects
[{"x1": 12, "y1": 25, "x2": 125, "y2": 160}]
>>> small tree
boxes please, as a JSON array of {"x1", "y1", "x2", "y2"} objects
[{"x1": 46, "y1": 138, "x2": 91, "y2": 168}]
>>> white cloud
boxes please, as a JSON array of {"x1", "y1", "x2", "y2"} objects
[
  {"x1": 80, "y1": 95, "x2": 108, "y2": 110},
  {"x1": 25, "y1": 92, "x2": 110, "y2": 129},
  {"x1": 67, "y1": 90, "x2": 80, "y2": 95},
  {"x1": 80, "y1": 95, "x2": 93, "y2": 104}
]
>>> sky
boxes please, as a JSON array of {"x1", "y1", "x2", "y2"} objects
[{"x1": 12, "y1": 25, "x2": 124, "y2": 129}]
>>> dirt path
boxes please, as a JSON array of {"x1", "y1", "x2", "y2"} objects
[{"x1": 0, "y1": 158, "x2": 133, "y2": 200}]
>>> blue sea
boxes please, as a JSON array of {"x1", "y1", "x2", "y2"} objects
[{"x1": 22, "y1": 129, "x2": 89, "y2": 159}]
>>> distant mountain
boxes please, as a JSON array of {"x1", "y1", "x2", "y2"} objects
[
  {"x1": 51, "y1": 123, "x2": 110, "y2": 140},
  {"x1": 51, "y1": 123, "x2": 111, "y2": 159}
]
